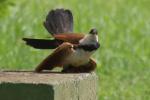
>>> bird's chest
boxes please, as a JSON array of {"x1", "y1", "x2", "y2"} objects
[{"x1": 65, "y1": 49, "x2": 94, "y2": 67}]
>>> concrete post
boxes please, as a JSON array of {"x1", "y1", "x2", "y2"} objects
[{"x1": 0, "y1": 71, "x2": 98, "y2": 100}]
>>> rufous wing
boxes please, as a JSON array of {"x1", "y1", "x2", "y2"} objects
[
  {"x1": 53, "y1": 33, "x2": 85, "y2": 44},
  {"x1": 35, "y1": 42, "x2": 74, "y2": 72}
]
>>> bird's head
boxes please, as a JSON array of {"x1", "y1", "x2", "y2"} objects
[
  {"x1": 79, "y1": 28, "x2": 99, "y2": 45},
  {"x1": 89, "y1": 28, "x2": 98, "y2": 35}
]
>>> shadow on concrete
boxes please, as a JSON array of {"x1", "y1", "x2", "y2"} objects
[{"x1": 0, "y1": 83, "x2": 54, "y2": 100}]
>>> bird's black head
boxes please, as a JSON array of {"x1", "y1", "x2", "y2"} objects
[{"x1": 89, "y1": 28, "x2": 98, "y2": 35}]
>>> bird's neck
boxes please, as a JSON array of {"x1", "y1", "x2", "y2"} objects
[
  {"x1": 75, "y1": 34, "x2": 99, "y2": 51},
  {"x1": 79, "y1": 34, "x2": 98, "y2": 45},
  {"x1": 75, "y1": 43, "x2": 100, "y2": 51}
]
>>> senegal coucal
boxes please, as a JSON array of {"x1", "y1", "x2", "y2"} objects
[{"x1": 23, "y1": 9, "x2": 100, "y2": 73}]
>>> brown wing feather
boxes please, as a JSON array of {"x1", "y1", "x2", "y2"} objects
[
  {"x1": 35, "y1": 42, "x2": 74, "y2": 72},
  {"x1": 53, "y1": 33, "x2": 84, "y2": 44}
]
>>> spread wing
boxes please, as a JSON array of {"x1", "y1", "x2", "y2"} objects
[
  {"x1": 53, "y1": 33, "x2": 84, "y2": 44},
  {"x1": 23, "y1": 33, "x2": 84, "y2": 49},
  {"x1": 23, "y1": 38, "x2": 63, "y2": 49},
  {"x1": 35, "y1": 42, "x2": 74, "y2": 72}
]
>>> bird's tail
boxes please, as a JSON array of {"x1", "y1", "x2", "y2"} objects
[
  {"x1": 22, "y1": 9, "x2": 73, "y2": 49},
  {"x1": 44, "y1": 9, "x2": 73, "y2": 35}
]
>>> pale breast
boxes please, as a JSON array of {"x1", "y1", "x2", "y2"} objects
[{"x1": 64, "y1": 49, "x2": 94, "y2": 67}]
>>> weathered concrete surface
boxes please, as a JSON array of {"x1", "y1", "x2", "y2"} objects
[{"x1": 0, "y1": 71, "x2": 98, "y2": 100}]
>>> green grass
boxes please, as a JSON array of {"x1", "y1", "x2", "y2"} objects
[{"x1": 0, "y1": 0, "x2": 150, "y2": 99}]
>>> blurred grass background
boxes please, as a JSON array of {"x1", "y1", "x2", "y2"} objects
[{"x1": 0, "y1": 0, "x2": 150, "y2": 99}]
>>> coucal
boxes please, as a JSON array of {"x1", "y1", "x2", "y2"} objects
[{"x1": 23, "y1": 9, "x2": 100, "y2": 73}]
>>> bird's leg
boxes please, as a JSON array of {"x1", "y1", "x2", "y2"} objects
[{"x1": 61, "y1": 65, "x2": 76, "y2": 73}]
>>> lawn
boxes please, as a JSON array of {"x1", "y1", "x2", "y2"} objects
[{"x1": 0, "y1": 0, "x2": 150, "y2": 99}]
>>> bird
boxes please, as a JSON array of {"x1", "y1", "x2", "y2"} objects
[{"x1": 23, "y1": 8, "x2": 100, "y2": 73}]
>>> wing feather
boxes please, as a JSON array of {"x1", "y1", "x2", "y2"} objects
[
  {"x1": 35, "y1": 42, "x2": 74, "y2": 72},
  {"x1": 53, "y1": 33, "x2": 84, "y2": 44}
]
